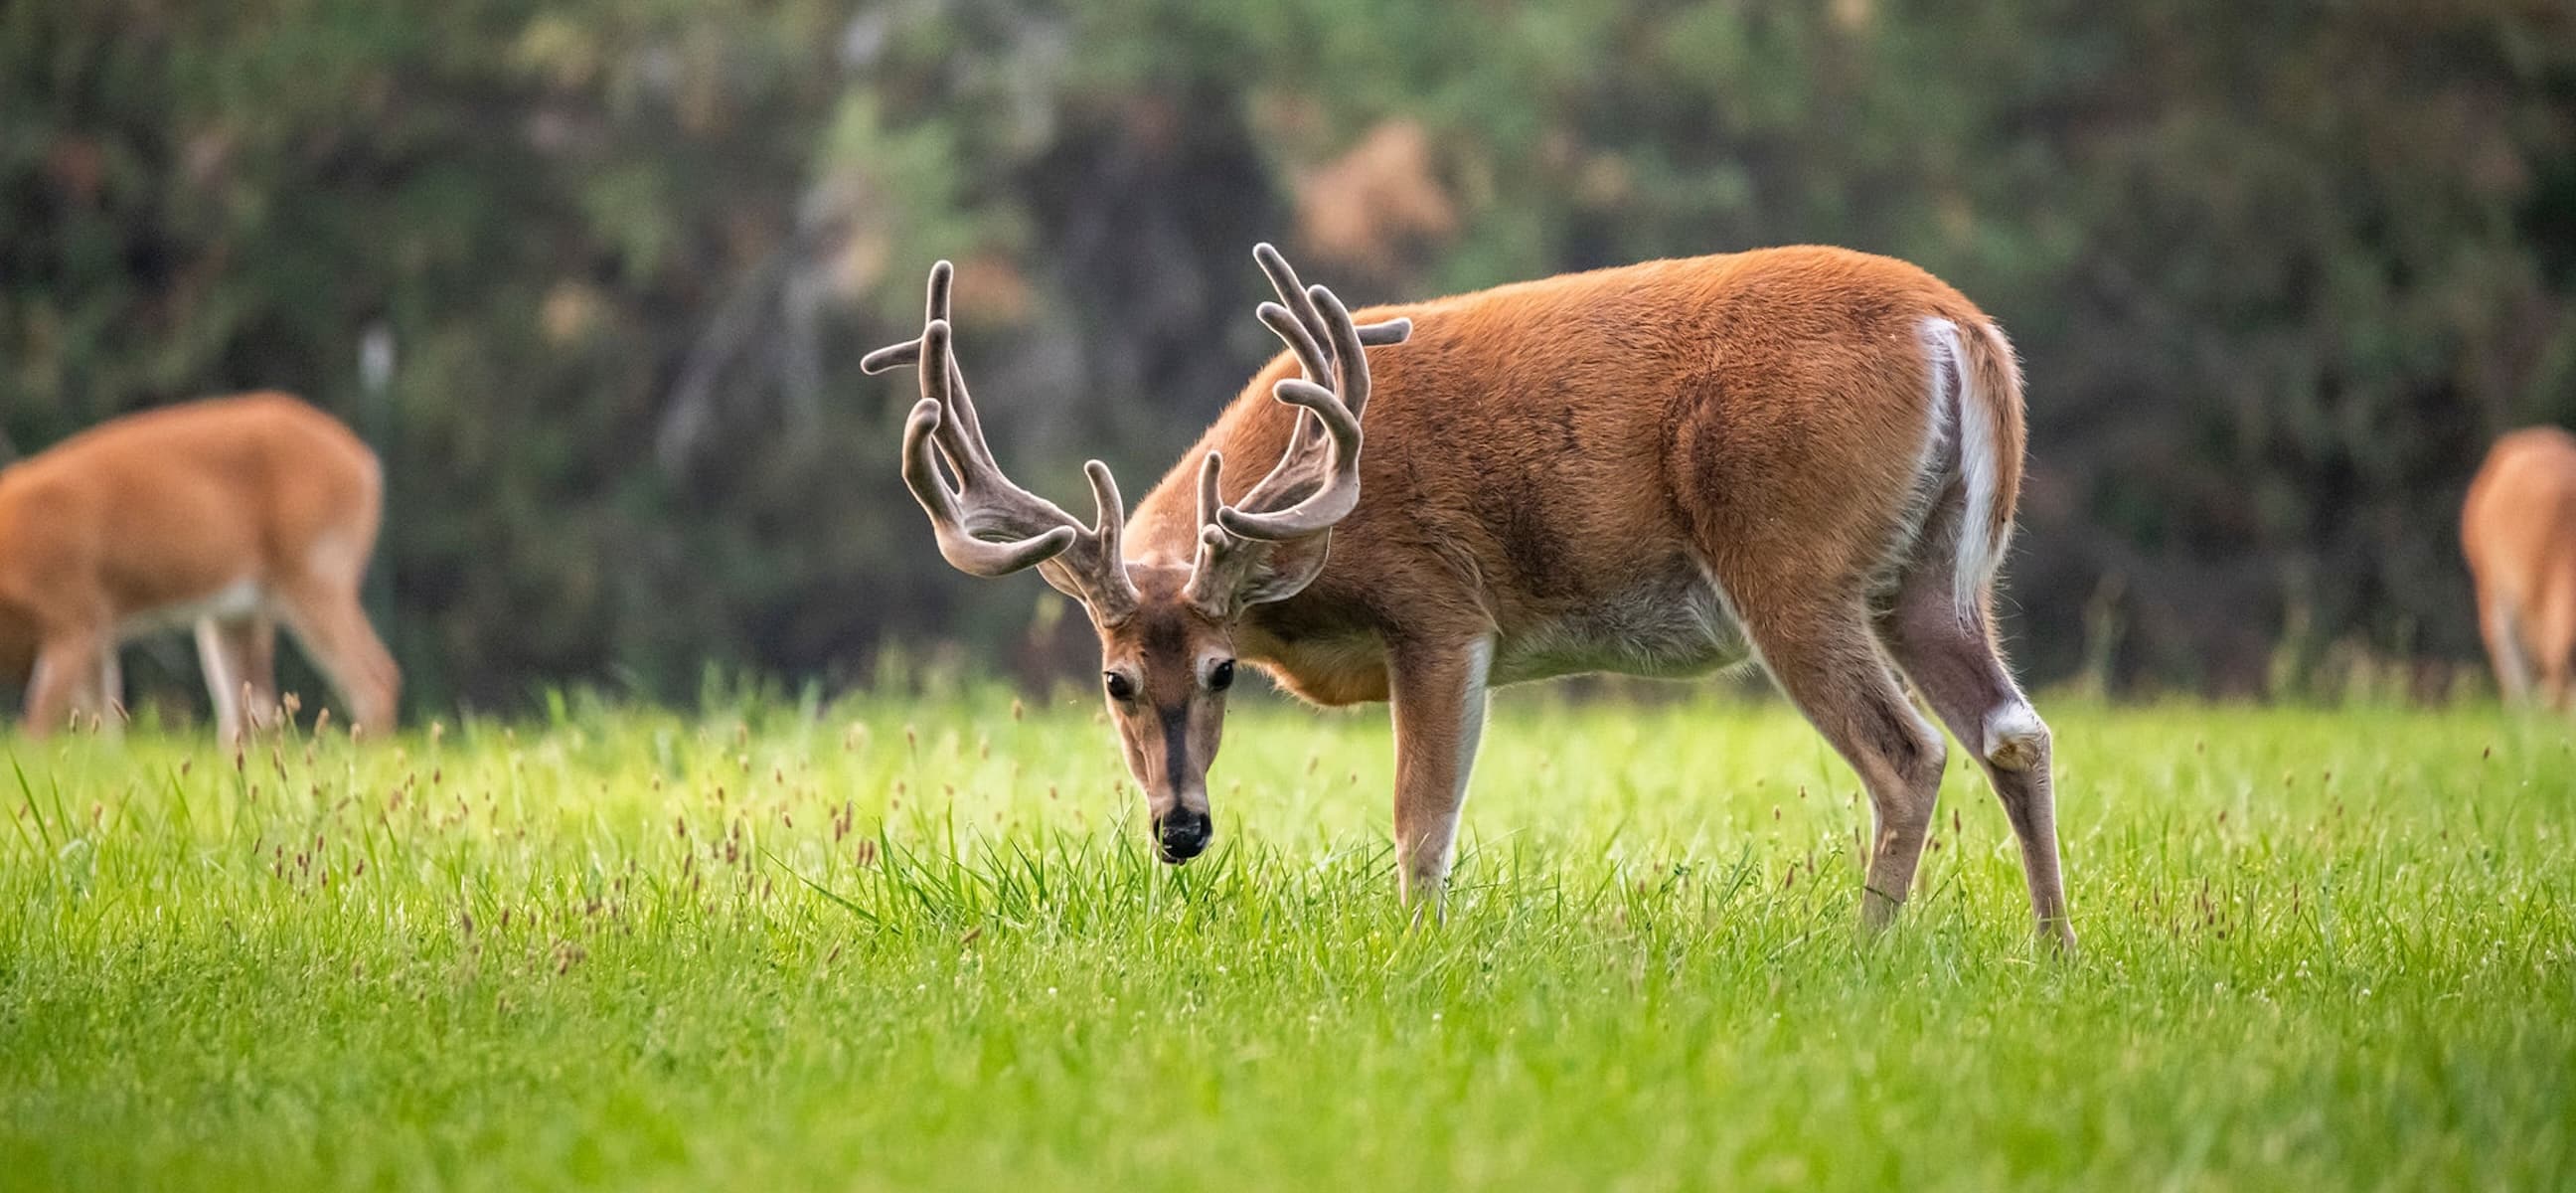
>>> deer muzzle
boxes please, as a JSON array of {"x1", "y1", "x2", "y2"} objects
[{"x1": 1154, "y1": 804, "x2": 1213, "y2": 864}]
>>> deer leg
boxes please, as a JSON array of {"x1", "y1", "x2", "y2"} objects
[
  {"x1": 25, "y1": 630, "x2": 108, "y2": 739},
  {"x1": 96, "y1": 643, "x2": 124, "y2": 735},
  {"x1": 196, "y1": 618, "x2": 255, "y2": 745},
  {"x1": 1741, "y1": 601, "x2": 1948, "y2": 933},
  {"x1": 1880, "y1": 573, "x2": 2075, "y2": 949},
  {"x1": 2536, "y1": 593, "x2": 2576, "y2": 713},
  {"x1": 2478, "y1": 593, "x2": 2533, "y2": 705},
  {"x1": 1385, "y1": 635, "x2": 1493, "y2": 911},
  {"x1": 274, "y1": 582, "x2": 400, "y2": 736},
  {"x1": 235, "y1": 615, "x2": 280, "y2": 732}
]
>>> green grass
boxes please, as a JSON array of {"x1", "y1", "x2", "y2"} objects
[{"x1": 3, "y1": 691, "x2": 2572, "y2": 1191}]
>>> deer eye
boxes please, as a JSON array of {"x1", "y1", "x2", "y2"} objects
[
  {"x1": 1208, "y1": 659, "x2": 1235, "y2": 692},
  {"x1": 1103, "y1": 672, "x2": 1136, "y2": 703}
]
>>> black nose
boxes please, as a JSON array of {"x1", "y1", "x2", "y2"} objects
[{"x1": 1155, "y1": 809, "x2": 1212, "y2": 863}]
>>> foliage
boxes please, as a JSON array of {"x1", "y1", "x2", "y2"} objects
[{"x1": 5, "y1": 1, "x2": 2574, "y2": 707}]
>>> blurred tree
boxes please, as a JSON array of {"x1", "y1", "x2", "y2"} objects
[{"x1": 3, "y1": 0, "x2": 2571, "y2": 712}]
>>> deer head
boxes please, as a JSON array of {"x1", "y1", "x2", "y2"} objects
[{"x1": 863, "y1": 245, "x2": 1409, "y2": 862}]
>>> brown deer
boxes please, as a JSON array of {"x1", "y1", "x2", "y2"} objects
[
  {"x1": 0, "y1": 393, "x2": 400, "y2": 741},
  {"x1": 2463, "y1": 426, "x2": 2576, "y2": 707},
  {"x1": 1293, "y1": 119, "x2": 1456, "y2": 274},
  {"x1": 864, "y1": 245, "x2": 2071, "y2": 946}
]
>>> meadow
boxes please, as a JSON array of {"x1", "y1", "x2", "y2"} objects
[{"x1": 3, "y1": 689, "x2": 2571, "y2": 1191}]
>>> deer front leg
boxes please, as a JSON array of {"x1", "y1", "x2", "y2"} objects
[
  {"x1": 1386, "y1": 635, "x2": 1493, "y2": 909},
  {"x1": 25, "y1": 630, "x2": 107, "y2": 738}
]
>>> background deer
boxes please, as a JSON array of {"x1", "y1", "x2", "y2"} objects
[
  {"x1": 0, "y1": 392, "x2": 400, "y2": 741},
  {"x1": 866, "y1": 245, "x2": 2072, "y2": 946},
  {"x1": 2463, "y1": 426, "x2": 2576, "y2": 707}
]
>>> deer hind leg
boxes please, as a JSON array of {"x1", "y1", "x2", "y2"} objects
[
  {"x1": 1736, "y1": 599, "x2": 1948, "y2": 933},
  {"x1": 240, "y1": 614, "x2": 279, "y2": 720},
  {"x1": 196, "y1": 616, "x2": 279, "y2": 745},
  {"x1": 1879, "y1": 558, "x2": 2075, "y2": 949},
  {"x1": 2477, "y1": 588, "x2": 2533, "y2": 705},
  {"x1": 274, "y1": 581, "x2": 400, "y2": 736},
  {"x1": 2533, "y1": 588, "x2": 2576, "y2": 712}
]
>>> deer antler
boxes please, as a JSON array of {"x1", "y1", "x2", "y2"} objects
[
  {"x1": 1185, "y1": 244, "x2": 1412, "y2": 614},
  {"x1": 863, "y1": 261, "x2": 1137, "y2": 619}
]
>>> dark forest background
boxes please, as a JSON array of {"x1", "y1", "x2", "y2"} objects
[{"x1": 7, "y1": 0, "x2": 2575, "y2": 713}]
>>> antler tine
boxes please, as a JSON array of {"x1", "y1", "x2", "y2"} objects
[
  {"x1": 1250, "y1": 244, "x2": 1335, "y2": 456},
  {"x1": 1355, "y1": 320, "x2": 1413, "y2": 347},
  {"x1": 858, "y1": 259, "x2": 953, "y2": 376},
  {"x1": 869, "y1": 262, "x2": 1137, "y2": 611},
  {"x1": 1314, "y1": 284, "x2": 1384, "y2": 416},
  {"x1": 1217, "y1": 282, "x2": 1372, "y2": 542},
  {"x1": 914, "y1": 317, "x2": 1037, "y2": 508},
  {"x1": 916, "y1": 262, "x2": 1008, "y2": 471},
  {"x1": 1254, "y1": 243, "x2": 1413, "y2": 354},
  {"x1": 1217, "y1": 386, "x2": 1363, "y2": 540},
  {"x1": 858, "y1": 340, "x2": 921, "y2": 375},
  {"x1": 1182, "y1": 246, "x2": 1411, "y2": 612},
  {"x1": 1253, "y1": 301, "x2": 1333, "y2": 462},
  {"x1": 1256, "y1": 301, "x2": 1334, "y2": 393},
  {"x1": 1080, "y1": 458, "x2": 1128, "y2": 570},
  {"x1": 1253, "y1": 244, "x2": 1329, "y2": 360},
  {"x1": 902, "y1": 394, "x2": 1077, "y2": 576},
  {"x1": 890, "y1": 318, "x2": 1078, "y2": 576},
  {"x1": 867, "y1": 261, "x2": 1004, "y2": 475},
  {"x1": 1208, "y1": 272, "x2": 1377, "y2": 551},
  {"x1": 1250, "y1": 292, "x2": 1410, "y2": 459},
  {"x1": 1196, "y1": 450, "x2": 1225, "y2": 532}
]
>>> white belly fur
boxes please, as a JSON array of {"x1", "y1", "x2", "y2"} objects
[
  {"x1": 115, "y1": 578, "x2": 265, "y2": 642},
  {"x1": 1491, "y1": 565, "x2": 1749, "y2": 686}
]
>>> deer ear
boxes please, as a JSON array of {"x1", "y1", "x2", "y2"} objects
[
  {"x1": 1034, "y1": 558, "x2": 1092, "y2": 604},
  {"x1": 1232, "y1": 535, "x2": 1331, "y2": 607},
  {"x1": 1039, "y1": 555, "x2": 1140, "y2": 617}
]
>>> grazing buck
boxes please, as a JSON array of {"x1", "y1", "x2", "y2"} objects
[
  {"x1": 866, "y1": 245, "x2": 2071, "y2": 946},
  {"x1": 2464, "y1": 426, "x2": 2576, "y2": 707},
  {"x1": 0, "y1": 393, "x2": 400, "y2": 741}
]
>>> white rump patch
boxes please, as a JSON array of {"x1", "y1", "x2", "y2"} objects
[
  {"x1": 1901, "y1": 320, "x2": 1959, "y2": 560},
  {"x1": 1919, "y1": 316, "x2": 2012, "y2": 617}
]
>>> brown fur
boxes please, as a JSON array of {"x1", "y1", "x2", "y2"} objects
[
  {"x1": 1131, "y1": 250, "x2": 2021, "y2": 672},
  {"x1": 2464, "y1": 426, "x2": 2576, "y2": 706},
  {"x1": 888, "y1": 245, "x2": 2072, "y2": 946},
  {"x1": 0, "y1": 392, "x2": 400, "y2": 739}
]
